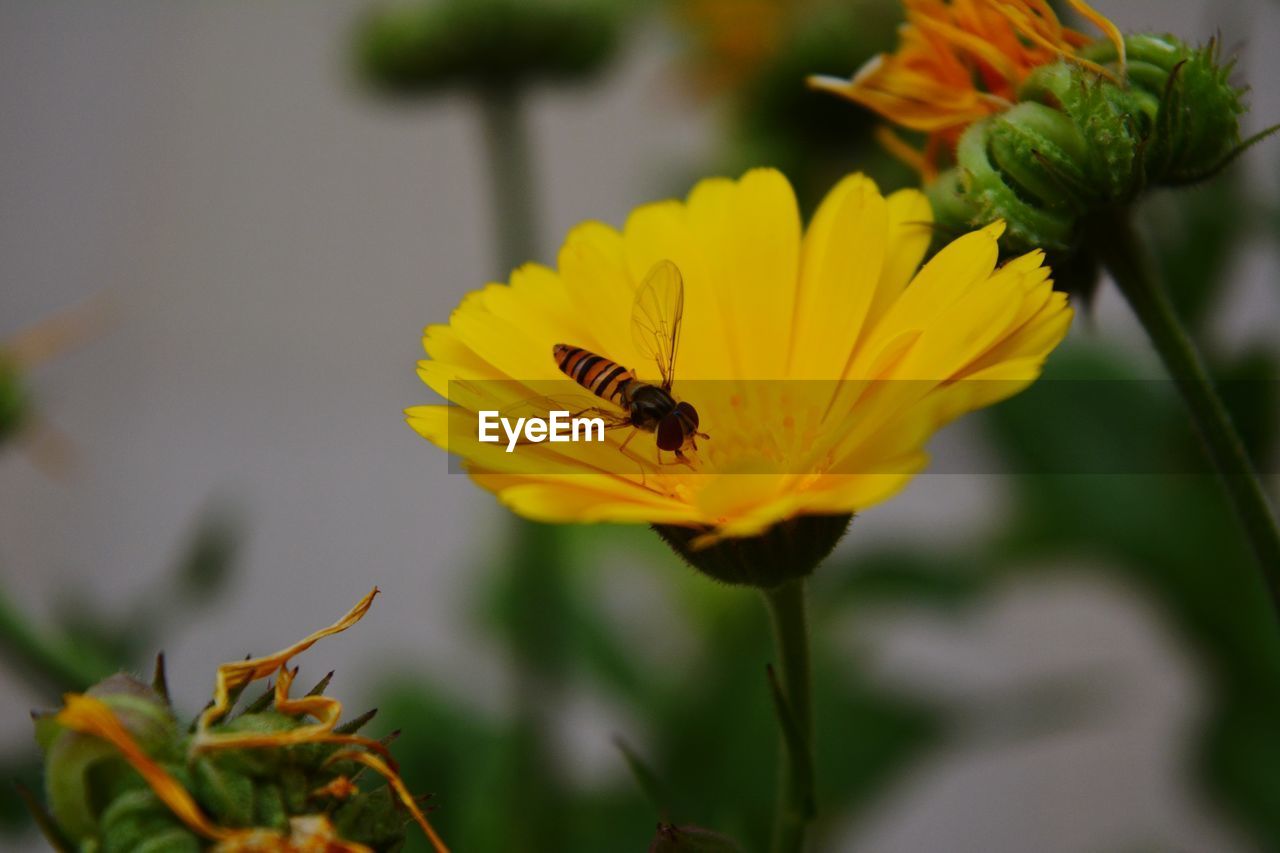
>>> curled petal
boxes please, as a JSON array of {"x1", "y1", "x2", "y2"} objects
[{"x1": 194, "y1": 588, "x2": 379, "y2": 743}]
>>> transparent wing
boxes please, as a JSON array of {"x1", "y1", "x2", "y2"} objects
[
  {"x1": 630, "y1": 260, "x2": 684, "y2": 390},
  {"x1": 497, "y1": 395, "x2": 631, "y2": 447},
  {"x1": 500, "y1": 394, "x2": 624, "y2": 421}
]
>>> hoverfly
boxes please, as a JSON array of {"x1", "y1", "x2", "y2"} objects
[{"x1": 510, "y1": 259, "x2": 708, "y2": 466}]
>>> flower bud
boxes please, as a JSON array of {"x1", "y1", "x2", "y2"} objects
[
  {"x1": 42, "y1": 675, "x2": 182, "y2": 845},
  {"x1": 356, "y1": 0, "x2": 622, "y2": 96},
  {"x1": 930, "y1": 33, "x2": 1253, "y2": 257},
  {"x1": 654, "y1": 514, "x2": 851, "y2": 589},
  {"x1": 1081, "y1": 34, "x2": 1247, "y2": 186}
]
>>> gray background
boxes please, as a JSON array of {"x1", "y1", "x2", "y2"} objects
[{"x1": 2, "y1": 1, "x2": 1279, "y2": 850}]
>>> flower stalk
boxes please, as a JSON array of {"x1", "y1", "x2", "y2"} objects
[
  {"x1": 1085, "y1": 208, "x2": 1280, "y2": 615},
  {"x1": 479, "y1": 83, "x2": 539, "y2": 273},
  {"x1": 762, "y1": 579, "x2": 815, "y2": 853},
  {"x1": 479, "y1": 79, "x2": 573, "y2": 852}
]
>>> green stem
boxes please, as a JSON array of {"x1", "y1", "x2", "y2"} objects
[
  {"x1": 477, "y1": 83, "x2": 539, "y2": 272},
  {"x1": 476, "y1": 81, "x2": 566, "y2": 849},
  {"x1": 0, "y1": 587, "x2": 106, "y2": 695},
  {"x1": 1087, "y1": 208, "x2": 1280, "y2": 618},
  {"x1": 763, "y1": 579, "x2": 815, "y2": 853}
]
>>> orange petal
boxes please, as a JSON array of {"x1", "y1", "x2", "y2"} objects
[
  {"x1": 330, "y1": 751, "x2": 450, "y2": 853},
  {"x1": 195, "y1": 588, "x2": 379, "y2": 739}
]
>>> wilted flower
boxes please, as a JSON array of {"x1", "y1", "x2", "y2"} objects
[
  {"x1": 33, "y1": 589, "x2": 448, "y2": 852},
  {"x1": 407, "y1": 169, "x2": 1071, "y2": 583}
]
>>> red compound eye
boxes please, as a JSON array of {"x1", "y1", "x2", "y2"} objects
[
  {"x1": 656, "y1": 415, "x2": 684, "y2": 451},
  {"x1": 676, "y1": 401, "x2": 699, "y2": 429}
]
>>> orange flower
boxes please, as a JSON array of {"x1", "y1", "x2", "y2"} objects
[
  {"x1": 673, "y1": 0, "x2": 797, "y2": 92},
  {"x1": 809, "y1": 0, "x2": 1124, "y2": 176}
]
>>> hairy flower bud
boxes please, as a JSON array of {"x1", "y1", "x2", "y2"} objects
[
  {"x1": 930, "y1": 33, "x2": 1256, "y2": 257},
  {"x1": 42, "y1": 676, "x2": 183, "y2": 845},
  {"x1": 1083, "y1": 34, "x2": 1247, "y2": 185}
]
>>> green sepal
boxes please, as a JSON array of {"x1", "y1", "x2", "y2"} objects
[
  {"x1": 332, "y1": 783, "x2": 410, "y2": 848},
  {"x1": 1082, "y1": 34, "x2": 1248, "y2": 186},
  {"x1": 98, "y1": 788, "x2": 199, "y2": 853},
  {"x1": 986, "y1": 101, "x2": 1093, "y2": 211},
  {"x1": 279, "y1": 764, "x2": 310, "y2": 815},
  {"x1": 1019, "y1": 61, "x2": 1145, "y2": 202},
  {"x1": 945, "y1": 120, "x2": 1079, "y2": 253},
  {"x1": 253, "y1": 782, "x2": 289, "y2": 832},
  {"x1": 33, "y1": 711, "x2": 63, "y2": 752},
  {"x1": 191, "y1": 753, "x2": 256, "y2": 828},
  {"x1": 653, "y1": 514, "x2": 851, "y2": 589}
]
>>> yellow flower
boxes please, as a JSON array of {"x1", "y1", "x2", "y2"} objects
[
  {"x1": 408, "y1": 169, "x2": 1071, "y2": 545},
  {"x1": 809, "y1": 0, "x2": 1124, "y2": 175}
]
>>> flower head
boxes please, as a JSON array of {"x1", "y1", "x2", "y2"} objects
[
  {"x1": 809, "y1": 0, "x2": 1124, "y2": 174},
  {"x1": 36, "y1": 589, "x2": 449, "y2": 853},
  {"x1": 408, "y1": 169, "x2": 1071, "y2": 550},
  {"x1": 356, "y1": 0, "x2": 622, "y2": 97}
]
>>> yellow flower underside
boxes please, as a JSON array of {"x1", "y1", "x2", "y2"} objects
[
  {"x1": 409, "y1": 169, "x2": 1072, "y2": 542},
  {"x1": 54, "y1": 590, "x2": 449, "y2": 853},
  {"x1": 809, "y1": 0, "x2": 1125, "y2": 174}
]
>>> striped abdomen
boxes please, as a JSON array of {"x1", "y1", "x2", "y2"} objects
[{"x1": 553, "y1": 344, "x2": 635, "y2": 405}]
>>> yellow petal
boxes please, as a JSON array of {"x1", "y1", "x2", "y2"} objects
[
  {"x1": 875, "y1": 188, "x2": 935, "y2": 323},
  {"x1": 790, "y1": 173, "x2": 888, "y2": 379},
  {"x1": 685, "y1": 169, "x2": 801, "y2": 380}
]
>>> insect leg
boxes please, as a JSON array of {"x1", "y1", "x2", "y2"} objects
[{"x1": 616, "y1": 428, "x2": 652, "y2": 486}]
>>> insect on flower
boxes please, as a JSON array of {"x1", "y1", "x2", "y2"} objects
[
  {"x1": 529, "y1": 259, "x2": 710, "y2": 467},
  {"x1": 410, "y1": 169, "x2": 1073, "y2": 546}
]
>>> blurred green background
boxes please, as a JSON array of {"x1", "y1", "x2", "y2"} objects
[{"x1": 2, "y1": 0, "x2": 1279, "y2": 850}]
